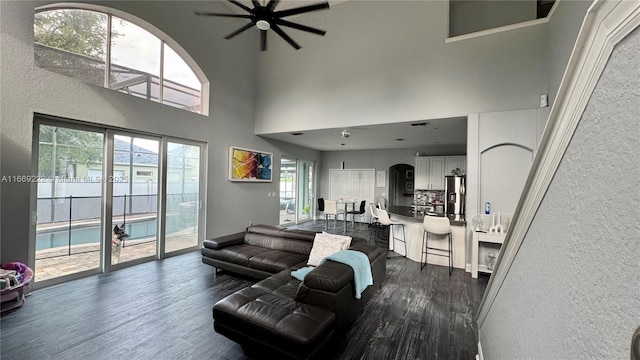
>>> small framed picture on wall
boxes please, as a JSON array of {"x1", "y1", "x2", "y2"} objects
[
  {"x1": 406, "y1": 181, "x2": 413, "y2": 191},
  {"x1": 406, "y1": 170, "x2": 413, "y2": 179}
]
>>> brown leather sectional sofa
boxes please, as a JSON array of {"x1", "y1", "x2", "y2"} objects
[{"x1": 202, "y1": 225, "x2": 386, "y2": 359}]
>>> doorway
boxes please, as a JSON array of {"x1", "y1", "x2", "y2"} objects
[{"x1": 388, "y1": 164, "x2": 414, "y2": 208}]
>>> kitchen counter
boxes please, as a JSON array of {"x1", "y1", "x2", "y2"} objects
[
  {"x1": 386, "y1": 205, "x2": 466, "y2": 226},
  {"x1": 384, "y1": 205, "x2": 466, "y2": 269}
]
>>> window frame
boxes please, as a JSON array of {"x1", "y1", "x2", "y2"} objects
[{"x1": 34, "y1": 3, "x2": 210, "y2": 115}]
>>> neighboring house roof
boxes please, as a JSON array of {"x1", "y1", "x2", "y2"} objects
[{"x1": 113, "y1": 138, "x2": 158, "y2": 166}]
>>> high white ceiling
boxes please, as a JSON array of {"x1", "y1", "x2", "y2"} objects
[
  {"x1": 211, "y1": 1, "x2": 468, "y2": 151},
  {"x1": 261, "y1": 116, "x2": 468, "y2": 151}
]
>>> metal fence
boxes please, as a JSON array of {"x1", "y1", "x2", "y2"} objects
[{"x1": 36, "y1": 193, "x2": 198, "y2": 259}]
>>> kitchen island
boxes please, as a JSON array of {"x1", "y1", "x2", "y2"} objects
[{"x1": 386, "y1": 206, "x2": 466, "y2": 269}]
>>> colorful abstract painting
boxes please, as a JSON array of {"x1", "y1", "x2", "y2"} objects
[{"x1": 228, "y1": 146, "x2": 273, "y2": 182}]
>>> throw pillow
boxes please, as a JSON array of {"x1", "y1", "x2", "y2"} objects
[
  {"x1": 307, "y1": 232, "x2": 351, "y2": 266},
  {"x1": 321, "y1": 231, "x2": 352, "y2": 250}
]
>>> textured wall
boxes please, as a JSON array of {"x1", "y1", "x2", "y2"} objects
[{"x1": 480, "y1": 27, "x2": 640, "y2": 358}]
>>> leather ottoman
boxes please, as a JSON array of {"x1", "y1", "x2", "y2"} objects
[{"x1": 213, "y1": 271, "x2": 336, "y2": 360}]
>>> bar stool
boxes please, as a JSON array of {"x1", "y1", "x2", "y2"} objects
[
  {"x1": 422, "y1": 216, "x2": 453, "y2": 275},
  {"x1": 377, "y1": 209, "x2": 406, "y2": 258}
]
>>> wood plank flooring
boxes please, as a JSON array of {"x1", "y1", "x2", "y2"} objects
[{"x1": 0, "y1": 221, "x2": 488, "y2": 360}]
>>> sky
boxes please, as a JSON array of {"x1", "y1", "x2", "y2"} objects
[{"x1": 111, "y1": 17, "x2": 200, "y2": 89}]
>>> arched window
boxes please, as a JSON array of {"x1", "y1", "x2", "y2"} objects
[{"x1": 34, "y1": 5, "x2": 209, "y2": 115}]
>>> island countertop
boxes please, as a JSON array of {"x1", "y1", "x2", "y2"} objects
[
  {"x1": 380, "y1": 206, "x2": 466, "y2": 268},
  {"x1": 386, "y1": 205, "x2": 466, "y2": 226}
]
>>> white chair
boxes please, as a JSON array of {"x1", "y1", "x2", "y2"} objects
[
  {"x1": 422, "y1": 216, "x2": 453, "y2": 275},
  {"x1": 323, "y1": 200, "x2": 345, "y2": 230},
  {"x1": 376, "y1": 209, "x2": 406, "y2": 258},
  {"x1": 369, "y1": 203, "x2": 379, "y2": 225}
]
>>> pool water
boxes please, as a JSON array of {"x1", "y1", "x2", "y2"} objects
[{"x1": 36, "y1": 215, "x2": 195, "y2": 251}]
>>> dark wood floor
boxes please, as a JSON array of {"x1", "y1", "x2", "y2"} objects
[{"x1": 0, "y1": 221, "x2": 488, "y2": 360}]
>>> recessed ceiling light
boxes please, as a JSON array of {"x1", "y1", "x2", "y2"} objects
[{"x1": 291, "y1": 132, "x2": 304, "y2": 136}]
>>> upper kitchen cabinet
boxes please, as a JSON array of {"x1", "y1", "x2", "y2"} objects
[
  {"x1": 415, "y1": 156, "x2": 446, "y2": 190},
  {"x1": 444, "y1": 156, "x2": 467, "y2": 176}
]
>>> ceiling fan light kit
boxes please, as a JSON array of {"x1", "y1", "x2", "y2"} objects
[{"x1": 195, "y1": 0, "x2": 330, "y2": 51}]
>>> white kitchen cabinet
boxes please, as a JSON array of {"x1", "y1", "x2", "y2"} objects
[
  {"x1": 471, "y1": 232, "x2": 505, "y2": 278},
  {"x1": 415, "y1": 157, "x2": 429, "y2": 189},
  {"x1": 444, "y1": 156, "x2": 467, "y2": 176},
  {"x1": 414, "y1": 156, "x2": 446, "y2": 190},
  {"x1": 429, "y1": 157, "x2": 445, "y2": 190}
]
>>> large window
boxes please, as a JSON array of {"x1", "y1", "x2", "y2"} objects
[{"x1": 34, "y1": 5, "x2": 207, "y2": 114}]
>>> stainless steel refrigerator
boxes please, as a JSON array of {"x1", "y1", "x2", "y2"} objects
[{"x1": 445, "y1": 175, "x2": 465, "y2": 221}]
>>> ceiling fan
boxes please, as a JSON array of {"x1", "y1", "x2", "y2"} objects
[{"x1": 195, "y1": 0, "x2": 330, "y2": 51}]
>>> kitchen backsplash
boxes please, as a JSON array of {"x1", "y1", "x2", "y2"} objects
[{"x1": 414, "y1": 190, "x2": 444, "y2": 205}]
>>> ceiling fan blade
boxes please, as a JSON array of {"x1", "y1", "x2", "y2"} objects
[
  {"x1": 224, "y1": 22, "x2": 255, "y2": 39},
  {"x1": 266, "y1": 0, "x2": 280, "y2": 11},
  {"x1": 273, "y1": 2, "x2": 329, "y2": 18},
  {"x1": 194, "y1": 11, "x2": 252, "y2": 19},
  {"x1": 271, "y1": 24, "x2": 301, "y2": 50},
  {"x1": 260, "y1": 30, "x2": 267, "y2": 51},
  {"x1": 251, "y1": 0, "x2": 262, "y2": 9},
  {"x1": 228, "y1": 0, "x2": 253, "y2": 13},
  {"x1": 275, "y1": 19, "x2": 326, "y2": 36}
]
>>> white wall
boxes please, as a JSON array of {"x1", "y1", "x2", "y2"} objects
[
  {"x1": 465, "y1": 108, "x2": 543, "y2": 268},
  {"x1": 479, "y1": 26, "x2": 640, "y2": 359},
  {"x1": 254, "y1": 0, "x2": 548, "y2": 135},
  {"x1": 546, "y1": 0, "x2": 593, "y2": 106},
  {"x1": 319, "y1": 145, "x2": 466, "y2": 205},
  {"x1": 0, "y1": 1, "x2": 320, "y2": 265},
  {"x1": 449, "y1": 0, "x2": 537, "y2": 37}
]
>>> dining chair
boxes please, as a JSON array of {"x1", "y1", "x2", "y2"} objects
[
  {"x1": 347, "y1": 200, "x2": 366, "y2": 228},
  {"x1": 323, "y1": 200, "x2": 344, "y2": 230},
  {"x1": 422, "y1": 215, "x2": 453, "y2": 275},
  {"x1": 376, "y1": 209, "x2": 406, "y2": 258}
]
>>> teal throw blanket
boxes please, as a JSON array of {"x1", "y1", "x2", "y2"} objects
[
  {"x1": 320, "y1": 250, "x2": 373, "y2": 299},
  {"x1": 291, "y1": 266, "x2": 315, "y2": 281}
]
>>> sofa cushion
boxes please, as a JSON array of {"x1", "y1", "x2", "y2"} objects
[
  {"x1": 247, "y1": 225, "x2": 316, "y2": 242},
  {"x1": 202, "y1": 244, "x2": 265, "y2": 266},
  {"x1": 244, "y1": 233, "x2": 313, "y2": 255},
  {"x1": 248, "y1": 250, "x2": 309, "y2": 274}
]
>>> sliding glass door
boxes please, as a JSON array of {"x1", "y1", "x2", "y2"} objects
[
  {"x1": 32, "y1": 118, "x2": 205, "y2": 285},
  {"x1": 165, "y1": 141, "x2": 202, "y2": 253},
  {"x1": 35, "y1": 124, "x2": 104, "y2": 282},
  {"x1": 279, "y1": 158, "x2": 296, "y2": 226},
  {"x1": 279, "y1": 158, "x2": 315, "y2": 226},
  {"x1": 111, "y1": 134, "x2": 159, "y2": 265},
  {"x1": 297, "y1": 160, "x2": 314, "y2": 223}
]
